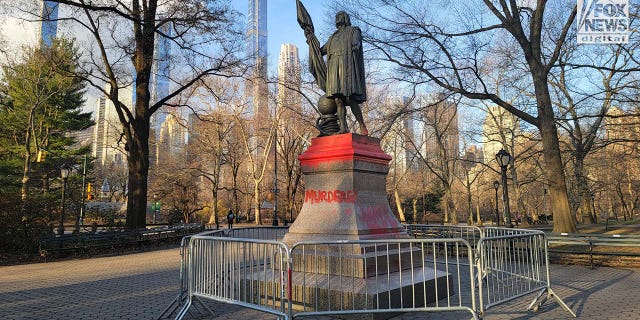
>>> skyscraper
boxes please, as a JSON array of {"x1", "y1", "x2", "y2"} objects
[
  {"x1": 40, "y1": 1, "x2": 59, "y2": 47},
  {"x1": 246, "y1": 0, "x2": 268, "y2": 117},
  {"x1": 277, "y1": 44, "x2": 301, "y2": 111},
  {"x1": 151, "y1": 21, "x2": 173, "y2": 135},
  {"x1": 156, "y1": 111, "x2": 187, "y2": 164},
  {"x1": 92, "y1": 85, "x2": 134, "y2": 168},
  {"x1": 481, "y1": 105, "x2": 519, "y2": 163},
  {"x1": 422, "y1": 97, "x2": 459, "y2": 161}
]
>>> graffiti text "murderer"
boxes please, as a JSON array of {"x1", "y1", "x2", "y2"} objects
[{"x1": 305, "y1": 189, "x2": 357, "y2": 204}]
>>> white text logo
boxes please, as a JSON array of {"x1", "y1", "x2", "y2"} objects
[{"x1": 577, "y1": 0, "x2": 629, "y2": 44}]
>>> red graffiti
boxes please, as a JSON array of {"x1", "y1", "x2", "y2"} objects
[
  {"x1": 304, "y1": 189, "x2": 357, "y2": 204},
  {"x1": 358, "y1": 204, "x2": 394, "y2": 234}
]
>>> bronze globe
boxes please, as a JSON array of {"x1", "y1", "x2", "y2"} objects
[{"x1": 317, "y1": 95, "x2": 337, "y2": 115}]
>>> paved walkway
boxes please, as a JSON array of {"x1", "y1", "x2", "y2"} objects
[{"x1": 1, "y1": 248, "x2": 639, "y2": 320}]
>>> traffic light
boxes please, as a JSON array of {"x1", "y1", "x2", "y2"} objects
[
  {"x1": 36, "y1": 150, "x2": 46, "y2": 163},
  {"x1": 87, "y1": 183, "x2": 93, "y2": 200}
]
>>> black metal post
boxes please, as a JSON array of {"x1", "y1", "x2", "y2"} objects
[
  {"x1": 76, "y1": 155, "x2": 87, "y2": 232},
  {"x1": 272, "y1": 121, "x2": 279, "y2": 227},
  {"x1": 493, "y1": 181, "x2": 500, "y2": 226},
  {"x1": 59, "y1": 177, "x2": 68, "y2": 236},
  {"x1": 501, "y1": 165, "x2": 514, "y2": 228}
]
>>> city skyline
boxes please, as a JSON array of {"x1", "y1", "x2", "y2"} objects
[{"x1": 4, "y1": 0, "x2": 486, "y2": 153}]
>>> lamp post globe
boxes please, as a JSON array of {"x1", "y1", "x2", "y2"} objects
[{"x1": 495, "y1": 149, "x2": 514, "y2": 228}]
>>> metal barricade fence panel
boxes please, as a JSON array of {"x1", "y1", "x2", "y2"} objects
[
  {"x1": 404, "y1": 224, "x2": 483, "y2": 250},
  {"x1": 175, "y1": 236, "x2": 291, "y2": 320},
  {"x1": 475, "y1": 230, "x2": 575, "y2": 318},
  {"x1": 477, "y1": 233, "x2": 546, "y2": 310},
  {"x1": 226, "y1": 226, "x2": 289, "y2": 241},
  {"x1": 157, "y1": 230, "x2": 226, "y2": 319},
  {"x1": 165, "y1": 227, "x2": 574, "y2": 320},
  {"x1": 481, "y1": 227, "x2": 540, "y2": 238},
  {"x1": 289, "y1": 239, "x2": 478, "y2": 319}
]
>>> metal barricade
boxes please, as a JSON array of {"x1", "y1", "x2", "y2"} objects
[
  {"x1": 165, "y1": 226, "x2": 576, "y2": 319},
  {"x1": 404, "y1": 224, "x2": 483, "y2": 249},
  {"x1": 226, "y1": 226, "x2": 289, "y2": 241},
  {"x1": 289, "y1": 239, "x2": 479, "y2": 319},
  {"x1": 476, "y1": 230, "x2": 576, "y2": 318},
  {"x1": 175, "y1": 235, "x2": 291, "y2": 320},
  {"x1": 481, "y1": 227, "x2": 539, "y2": 238},
  {"x1": 157, "y1": 230, "x2": 225, "y2": 319}
]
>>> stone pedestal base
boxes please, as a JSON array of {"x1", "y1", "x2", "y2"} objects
[
  {"x1": 274, "y1": 134, "x2": 451, "y2": 319},
  {"x1": 247, "y1": 267, "x2": 453, "y2": 320},
  {"x1": 282, "y1": 134, "x2": 407, "y2": 247},
  {"x1": 287, "y1": 267, "x2": 453, "y2": 310}
]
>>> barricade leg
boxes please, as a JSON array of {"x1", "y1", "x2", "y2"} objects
[
  {"x1": 528, "y1": 287, "x2": 577, "y2": 317},
  {"x1": 174, "y1": 298, "x2": 192, "y2": 320}
]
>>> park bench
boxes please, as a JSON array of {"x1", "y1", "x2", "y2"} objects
[
  {"x1": 548, "y1": 233, "x2": 640, "y2": 268},
  {"x1": 38, "y1": 223, "x2": 204, "y2": 261}
]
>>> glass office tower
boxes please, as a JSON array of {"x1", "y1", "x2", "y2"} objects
[{"x1": 40, "y1": 1, "x2": 59, "y2": 47}]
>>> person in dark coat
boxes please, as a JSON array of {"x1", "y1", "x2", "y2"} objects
[{"x1": 227, "y1": 209, "x2": 235, "y2": 229}]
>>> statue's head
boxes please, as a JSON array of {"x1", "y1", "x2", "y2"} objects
[{"x1": 335, "y1": 11, "x2": 351, "y2": 28}]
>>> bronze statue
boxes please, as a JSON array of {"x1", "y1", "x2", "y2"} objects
[{"x1": 296, "y1": 2, "x2": 369, "y2": 136}]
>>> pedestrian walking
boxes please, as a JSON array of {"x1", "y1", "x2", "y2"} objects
[{"x1": 227, "y1": 209, "x2": 235, "y2": 229}]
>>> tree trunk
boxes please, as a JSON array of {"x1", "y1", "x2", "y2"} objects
[
  {"x1": 475, "y1": 198, "x2": 482, "y2": 226},
  {"x1": 443, "y1": 188, "x2": 457, "y2": 224},
  {"x1": 253, "y1": 182, "x2": 261, "y2": 224},
  {"x1": 21, "y1": 121, "x2": 33, "y2": 202},
  {"x1": 574, "y1": 156, "x2": 597, "y2": 223},
  {"x1": 394, "y1": 189, "x2": 406, "y2": 222},
  {"x1": 466, "y1": 173, "x2": 473, "y2": 225},
  {"x1": 210, "y1": 189, "x2": 219, "y2": 228},
  {"x1": 412, "y1": 198, "x2": 418, "y2": 223},
  {"x1": 125, "y1": 118, "x2": 150, "y2": 229},
  {"x1": 533, "y1": 75, "x2": 577, "y2": 233},
  {"x1": 616, "y1": 183, "x2": 631, "y2": 221},
  {"x1": 232, "y1": 164, "x2": 240, "y2": 217},
  {"x1": 511, "y1": 164, "x2": 526, "y2": 224}
]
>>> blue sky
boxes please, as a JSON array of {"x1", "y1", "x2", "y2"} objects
[
  {"x1": 231, "y1": 0, "x2": 327, "y2": 74},
  {"x1": 1, "y1": 0, "x2": 328, "y2": 74}
]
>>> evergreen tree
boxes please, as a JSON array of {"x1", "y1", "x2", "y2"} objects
[{"x1": 0, "y1": 38, "x2": 93, "y2": 255}]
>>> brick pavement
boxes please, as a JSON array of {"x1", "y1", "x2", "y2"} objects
[{"x1": 1, "y1": 248, "x2": 639, "y2": 320}]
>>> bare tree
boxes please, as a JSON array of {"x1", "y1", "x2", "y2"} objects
[
  {"x1": 7, "y1": 0, "x2": 245, "y2": 229},
  {"x1": 552, "y1": 43, "x2": 638, "y2": 223},
  {"x1": 333, "y1": 0, "x2": 630, "y2": 232}
]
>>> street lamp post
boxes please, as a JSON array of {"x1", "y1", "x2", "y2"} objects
[
  {"x1": 75, "y1": 155, "x2": 87, "y2": 233},
  {"x1": 272, "y1": 114, "x2": 279, "y2": 227},
  {"x1": 59, "y1": 163, "x2": 72, "y2": 236},
  {"x1": 493, "y1": 180, "x2": 500, "y2": 226},
  {"x1": 496, "y1": 149, "x2": 514, "y2": 228}
]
